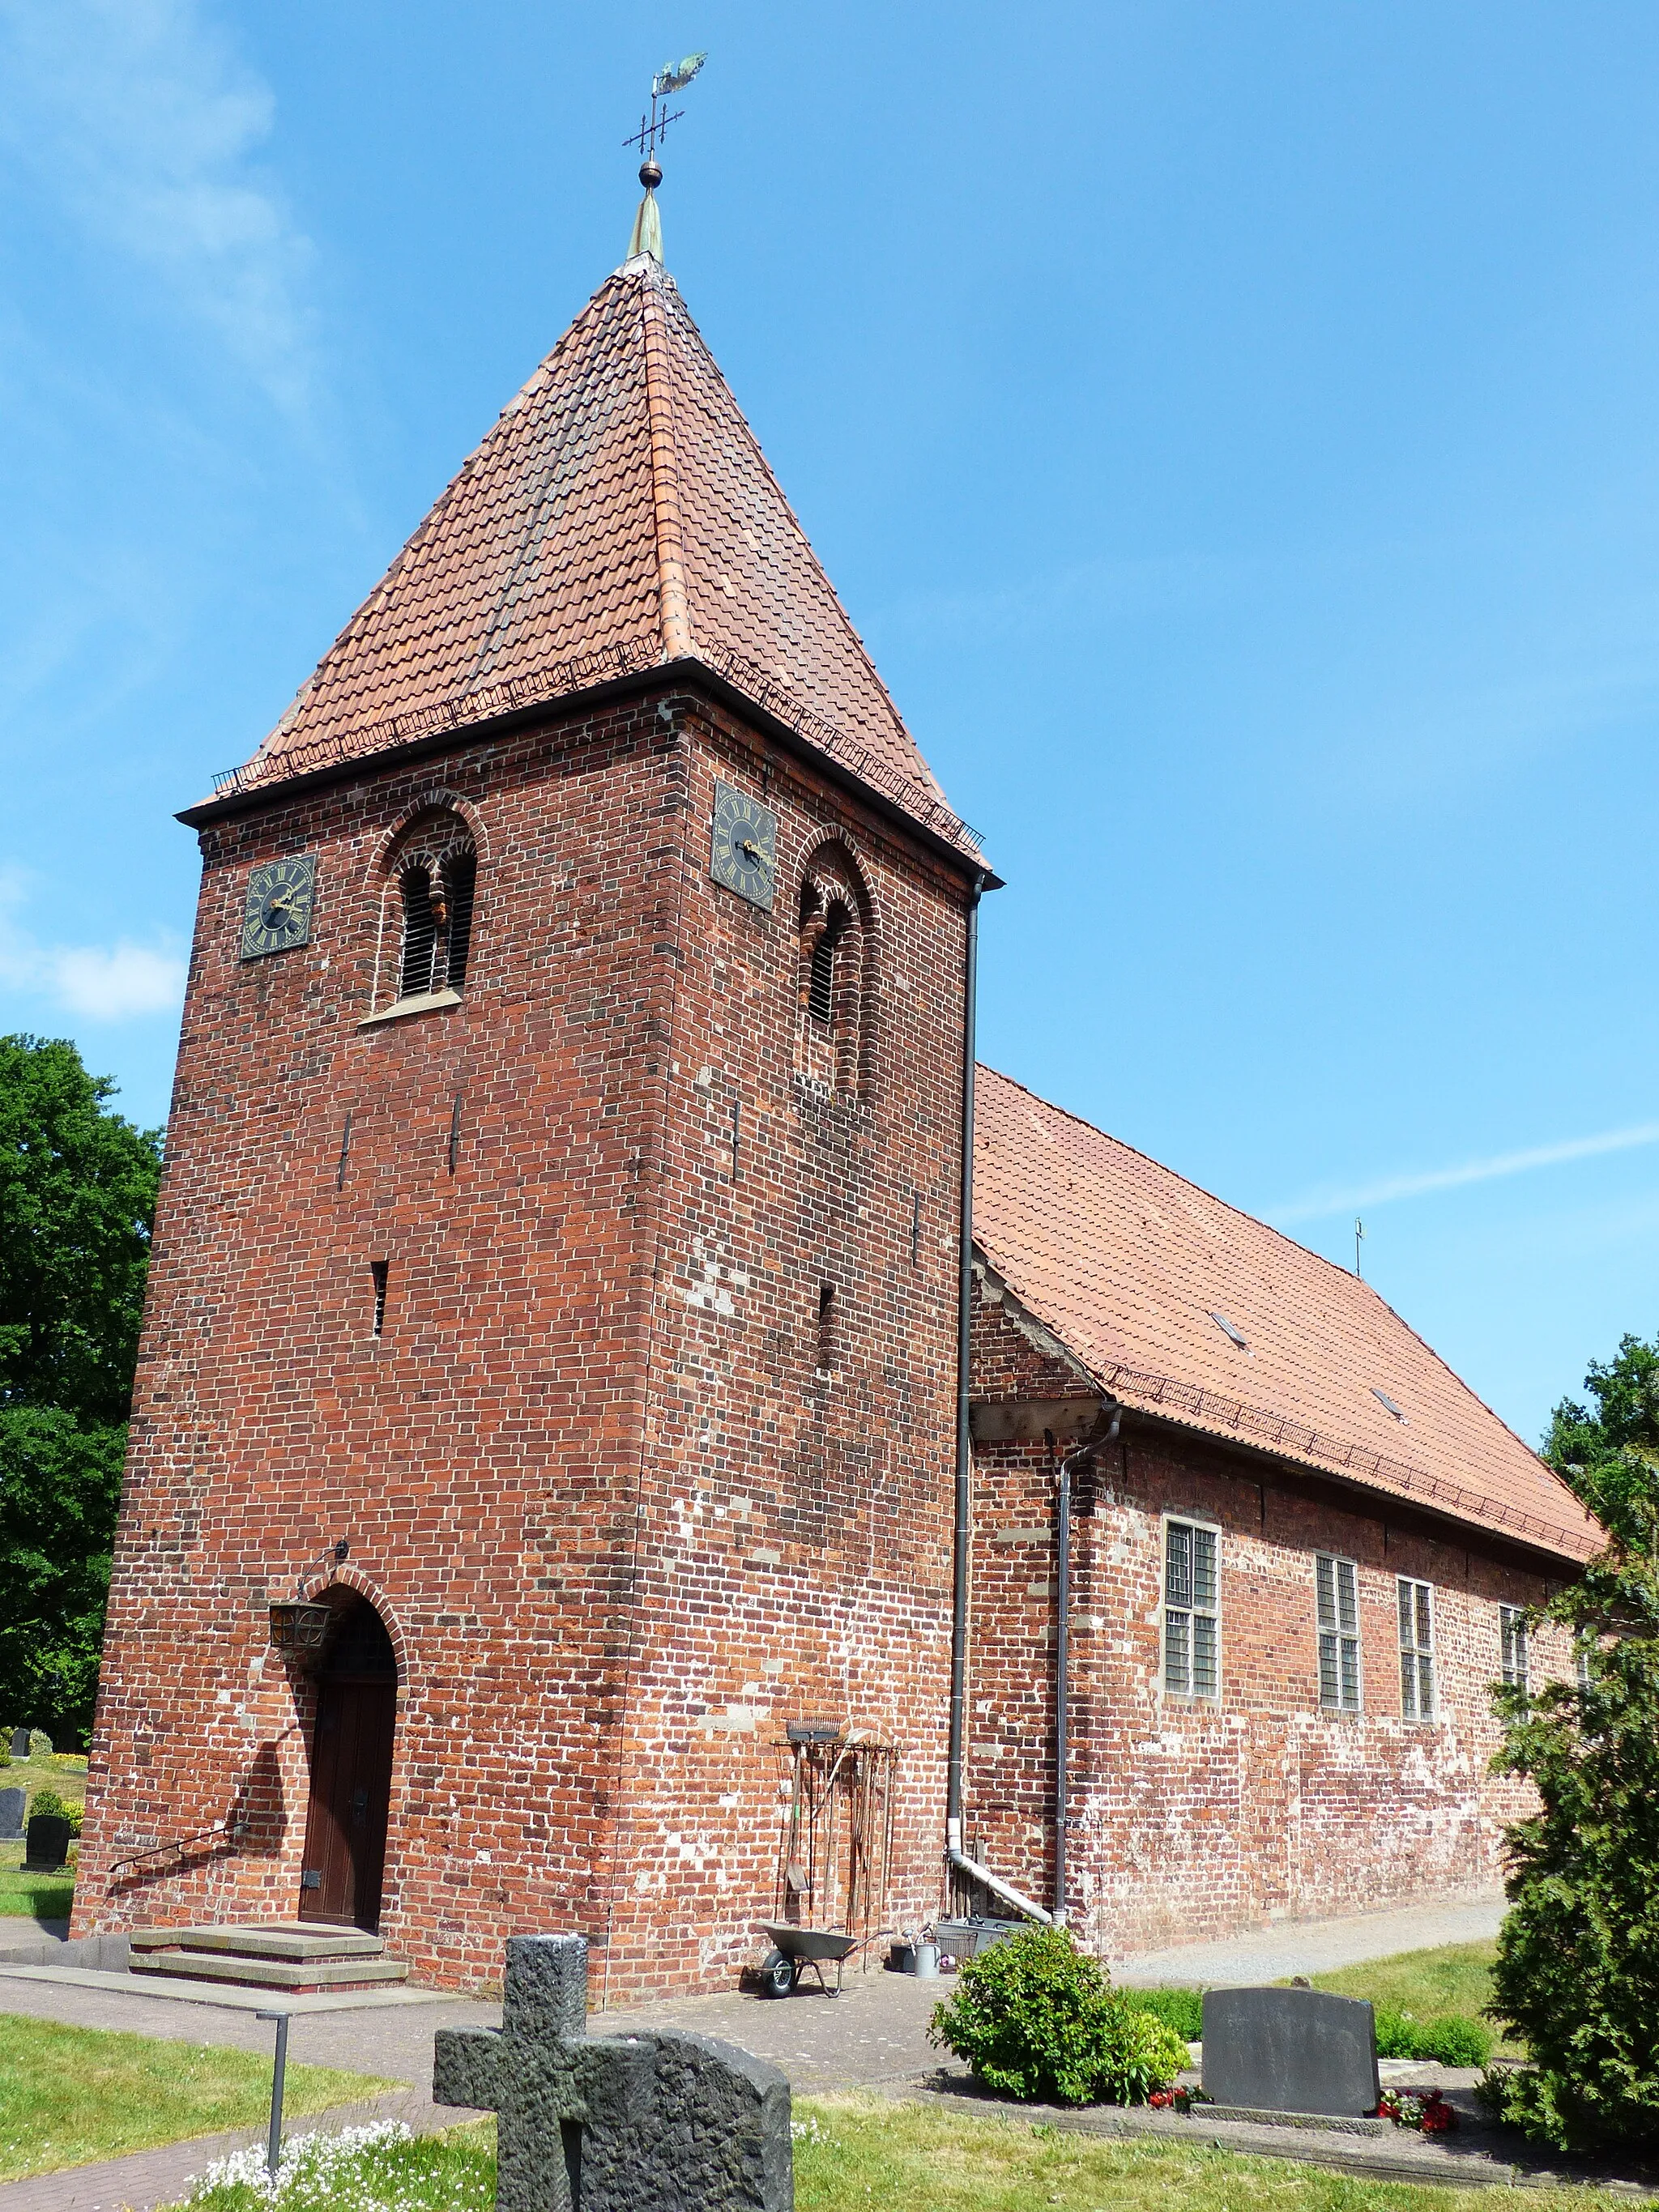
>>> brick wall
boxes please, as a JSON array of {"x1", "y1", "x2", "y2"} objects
[
  {"x1": 74, "y1": 680, "x2": 974, "y2": 1998},
  {"x1": 965, "y1": 1279, "x2": 1572, "y2": 1959}
]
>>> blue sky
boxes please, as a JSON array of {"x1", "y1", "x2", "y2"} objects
[{"x1": 2, "y1": 0, "x2": 1656, "y2": 1447}]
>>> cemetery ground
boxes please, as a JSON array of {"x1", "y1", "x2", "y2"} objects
[
  {"x1": 149, "y1": 2102, "x2": 1652, "y2": 2212},
  {"x1": 0, "y1": 2013, "x2": 392, "y2": 2180},
  {"x1": 0, "y1": 1839, "x2": 72, "y2": 1924},
  {"x1": 2, "y1": 1909, "x2": 1650, "y2": 2210}
]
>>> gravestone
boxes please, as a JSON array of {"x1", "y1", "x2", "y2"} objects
[
  {"x1": 1201, "y1": 1986, "x2": 1379, "y2": 2116},
  {"x1": 0, "y1": 1788, "x2": 23, "y2": 1841},
  {"x1": 23, "y1": 1813, "x2": 70, "y2": 1871},
  {"x1": 8, "y1": 1729, "x2": 28, "y2": 1760},
  {"x1": 433, "y1": 1933, "x2": 793, "y2": 2212}
]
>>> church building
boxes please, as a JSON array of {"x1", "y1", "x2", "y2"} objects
[{"x1": 74, "y1": 169, "x2": 1599, "y2": 2000}]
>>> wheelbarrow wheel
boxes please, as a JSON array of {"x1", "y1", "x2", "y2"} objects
[{"x1": 759, "y1": 1949, "x2": 794, "y2": 1997}]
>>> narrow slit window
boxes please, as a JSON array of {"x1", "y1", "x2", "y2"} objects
[
  {"x1": 1164, "y1": 1519, "x2": 1220, "y2": 1698},
  {"x1": 371, "y1": 1260, "x2": 390, "y2": 1339},
  {"x1": 816, "y1": 1282, "x2": 838, "y2": 1373},
  {"x1": 1397, "y1": 1576, "x2": 1435, "y2": 1719},
  {"x1": 808, "y1": 912, "x2": 845, "y2": 1022},
  {"x1": 1576, "y1": 1636, "x2": 1595, "y2": 1693},
  {"x1": 399, "y1": 867, "x2": 437, "y2": 997},
  {"x1": 1316, "y1": 1554, "x2": 1362, "y2": 1711},
  {"x1": 441, "y1": 848, "x2": 476, "y2": 989},
  {"x1": 1499, "y1": 1605, "x2": 1529, "y2": 1692}
]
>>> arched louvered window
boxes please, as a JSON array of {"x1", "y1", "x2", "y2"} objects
[
  {"x1": 797, "y1": 850, "x2": 872, "y2": 1100},
  {"x1": 399, "y1": 866, "x2": 437, "y2": 997},
  {"x1": 383, "y1": 815, "x2": 480, "y2": 1010}
]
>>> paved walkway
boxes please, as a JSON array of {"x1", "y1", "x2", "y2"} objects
[
  {"x1": 1114, "y1": 1890, "x2": 1507, "y2": 1986},
  {"x1": 0, "y1": 1894, "x2": 1522, "y2": 2212}
]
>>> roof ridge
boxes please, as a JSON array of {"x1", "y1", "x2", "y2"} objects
[
  {"x1": 245, "y1": 272, "x2": 638, "y2": 782},
  {"x1": 639, "y1": 266, "x2": 693, "y2": 659},
  {"x1": 658, "y1": 281, "x2": 941, "y2": 800},
  {"x1": 977, "y1": 1062, "x2": 1397, "y2": 1309}
]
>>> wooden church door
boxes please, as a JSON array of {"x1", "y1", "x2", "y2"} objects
[{"x1": 299, "y1": 1598, "x2": 397, "y2": 1931}]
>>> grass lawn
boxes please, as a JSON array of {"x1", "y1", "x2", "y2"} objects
[
  {"x1": 2, "y1": 1753, "x2": 87, "y2": 1805},
  {"x1": 0, "y1": 1841, "x2": 74, "y2": 1920},
  {"x1": 1303, "y1": 1941, "x2": 1523, "y2": 2058},
  {"x1": 161, "y1": 2098, "x2": 1644, "y2": 2212},
  {"x1": 0, "y1": 2014, "x2": 398, "y2": 2182}
]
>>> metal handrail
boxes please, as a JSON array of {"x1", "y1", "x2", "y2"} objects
[{"x1": 108, "y1": 1818, "x2": 246, "y2": 1878}]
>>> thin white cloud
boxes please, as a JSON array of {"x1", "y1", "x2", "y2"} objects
[
  {"x1": 0, "y1": 0, "x2": 315, "y2": 415},
  {"x1": 1273, "y1": 1122, "x2": 1659, "y2": 1226},
  {"x1": 0, "y1": 870, "x2": 186, "y2": 1023}
]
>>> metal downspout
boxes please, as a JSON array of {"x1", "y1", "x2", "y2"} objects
[
  {"x1": 1053, "y1": 1401, "x2": 1122, "y2": 1929},
  {"x1": 945, "y1": 877, "x2": 984, "y2": 1864}
]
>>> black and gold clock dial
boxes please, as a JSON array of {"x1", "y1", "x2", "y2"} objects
[
  {"x1": 710, "y1": 782, "x2": 778, "y2": 911},
  {"x1": 240, "y1": 855, "x2": 317, "y2": 960}
]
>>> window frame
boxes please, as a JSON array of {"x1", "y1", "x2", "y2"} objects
[
  {"x1": 1162, "y1": 1515, "x2": 1222, "y2": 1702},
  {"x1": 1397, "y1": 1575, "x2": 1436, "y2": 1720},
  {"x1": 1316, "y1": 1552, "x2": 1363, "y2": 1713},
  {"x1": 1499, "y1": 1604, "x2": 1530, "y2": 1693}
]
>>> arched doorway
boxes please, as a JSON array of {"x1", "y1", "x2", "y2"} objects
[{"x1": 298, "y1": 1595, "x2": 397, "y2": 1932}]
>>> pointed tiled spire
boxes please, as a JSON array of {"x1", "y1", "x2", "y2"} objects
[{"x1": 228, "y1": 260, "x2": 976, "y2": 856}]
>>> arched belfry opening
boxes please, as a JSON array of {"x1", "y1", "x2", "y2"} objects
[{"x1": 298, "y1": 1593, "x2": 398, "y2": 1933}]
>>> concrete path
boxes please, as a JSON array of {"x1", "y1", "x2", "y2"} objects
[{"x1": 1115, "y1": 1892, "x2": 1507, "y2": 1987}]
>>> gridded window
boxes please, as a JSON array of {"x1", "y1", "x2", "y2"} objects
[
  {"x1": 1398, "y1": 1577, "x2": 1435, "y2": 1719},
  {"x1": 1165, "y1": 1519, "x2": 1220, "y2": 1698},
  {"x1": 1316, "y1": 1554, "x2": 1362, "y2": 1711},
  {"x1": 1576, "y1": 1636, "x2": 1595, "y2": 1693},
  {"x1": 1499, "y1": 1605, "x2": 1529, "y2": 1692}
]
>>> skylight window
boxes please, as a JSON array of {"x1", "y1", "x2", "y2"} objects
[
  {"x1": 1210, "y1": 1312, "x2": 1249, "y2": 1352},
  {"x1": 1372, "y1": 1388, "x2": 1408, "y2": 1423}
]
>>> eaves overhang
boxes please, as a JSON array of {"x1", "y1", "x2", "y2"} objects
[{"x1": 177, "y1": 654, "x2": 1000, "y2": 891}]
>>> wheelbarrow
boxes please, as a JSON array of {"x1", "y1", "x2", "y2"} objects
[{"x1": 756, "y1": 1921, "x2": 864, "y2": 1997}]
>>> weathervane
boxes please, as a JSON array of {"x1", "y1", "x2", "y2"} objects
[{"x1": 625, "y1": 51, "x2": 707, "y2": 262}]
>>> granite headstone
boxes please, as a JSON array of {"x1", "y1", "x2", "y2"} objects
[
  {"x1": 433, "y1": 1933, "x2": 793, "y2": 2212},
  {"x1": 8, "y1": 1729, "x2": 28, "y2": 1760},
  {"x1": 23, "y1": 1813, "x2": 70, "y2": 1871},
  {"x1": 1201, "y1": 1986, "x2": 1380, "y2": 2117},
  {"x1": 0, "y1": 1788, "x2": 23, "y2": 1841}
]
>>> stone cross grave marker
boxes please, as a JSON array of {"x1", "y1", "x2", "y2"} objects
[
  {"x1": 1201, "y1": 1985, "x2": 1380, "y2": 2117},
  {"x1": 433, "y1": 1933, "x2": 793, "y2": 2212}
]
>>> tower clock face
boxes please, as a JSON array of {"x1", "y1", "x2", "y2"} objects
[
  {"x1": 710, "y1": 782, "x2": 777, "y2": 910},
  {"x1": 240, "y1": 855, "x2": 317, "y2": 960}
]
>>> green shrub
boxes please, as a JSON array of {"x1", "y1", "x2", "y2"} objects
[
  {"x1": 1117, "y1": 1987, "x2": 1203, "y2": 2042},
  {"x1": 1373, "y1": 2007, "x2": 1491, "y2": 2066},
  {"x1": 28, "y1": 1788, "x2": 79, "y2": 1833},
  {"x1": 28, "y1": 1731, "x2": 52, "y2": 1761},
  {"x1": 929, "y1": 1926, "x2": 1188, "y2": 2106}
]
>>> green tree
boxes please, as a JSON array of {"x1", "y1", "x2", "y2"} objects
[
  {"x1": 1482, "y1": 1337, "x2": 1659, "y2": 2150},
  {"x1": 1542, "y1": 1330, "x2": 1659, "y2": 1553},
  {"x1": 0, "y1": 1037, "x2": 161, "y2": 1745}
]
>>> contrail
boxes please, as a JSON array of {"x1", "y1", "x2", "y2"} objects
[{"x1": 1272, "y1": 1120, "x2": 1659, "y2": 1226}]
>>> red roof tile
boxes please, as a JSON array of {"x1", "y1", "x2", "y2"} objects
[
  {"x1": 974, "y1": 1064, "x2": 1601, "y2": 1564},
  {"x1": 221, "y1": 258, "x2": 973, "y2": 854}
]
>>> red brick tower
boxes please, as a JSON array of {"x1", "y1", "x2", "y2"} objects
[{"x1": 74, "y1": 227, "x2": 990, "y2": 1997}]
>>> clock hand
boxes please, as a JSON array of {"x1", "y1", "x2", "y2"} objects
[{"x1": 739, "y1": 840, "x2": 772, "y2": 870}]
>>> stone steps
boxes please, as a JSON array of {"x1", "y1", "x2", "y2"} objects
[{"x1": 128, "y1": 1920, "x2": 410, "y2": 1993}]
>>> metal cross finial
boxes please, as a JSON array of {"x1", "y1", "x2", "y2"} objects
[{"x1": 623, "y1": 50, "x2": 707, "y2": 166}]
